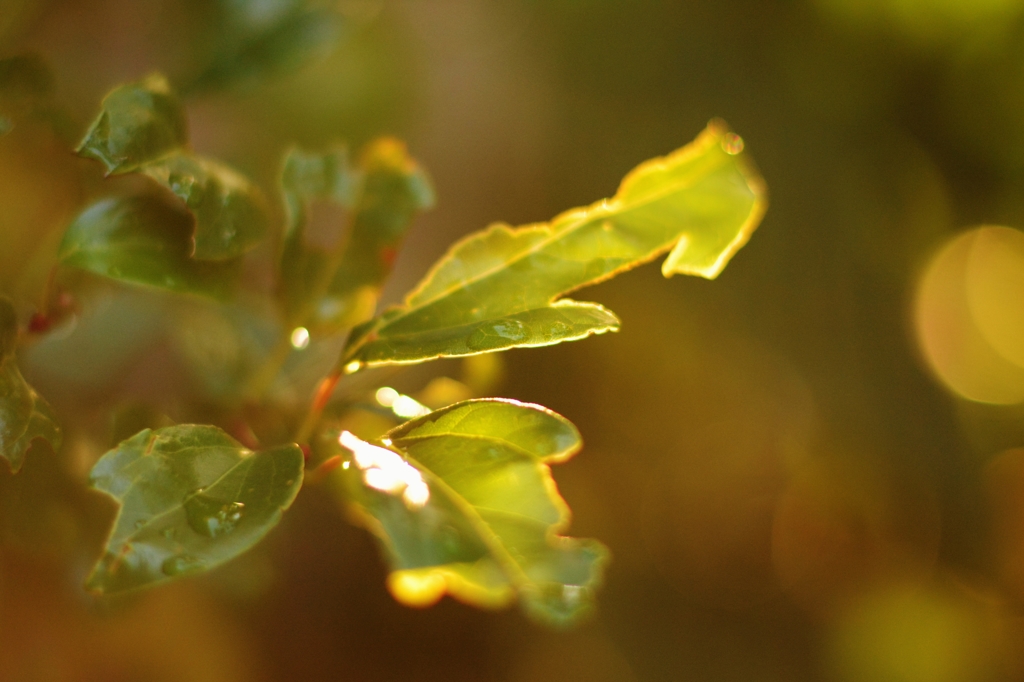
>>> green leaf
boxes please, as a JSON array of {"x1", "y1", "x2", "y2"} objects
[
  {"x1": 0, "y1": 296, "x2": 16, "y2": 360},
  {"x1": 141, "y1": 152, "x2": 269, "y2": 260},
  {"x1": 58, "y1": 196, "x2": 240, "y2": 297},
  {"x1": 341, "y1": 122, "x2": 766, "y2": 369},
  {"x1": 76, "y1": 74, "x2": 188, "y2": 175},
  {"x1": 280, "y1": 138, "x2": 433, "y2": 332},
  {"x1": 0, "y1": 53, "x2": 54, "y2": 135},
  {"x1": 186, "y1": 1, "x2": 342, "y2": 94},
  {"x1": 86, "y1": 424, "x2": 304, "y2": 594},
  {"x1": 337, "y1": 399, "x2": 607, "y2": 626},
  {"x1": 0, "y1": 298, "x2": 62, "y2": 472}
]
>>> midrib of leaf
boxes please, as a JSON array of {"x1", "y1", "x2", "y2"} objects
[
  {"x1": 400, "y1": 143, "x2": 734, "y2": 314},
  {"x1": 108, "y1": 448, "x2": 256, "y2": 547},
  {"x1": 399, "y1": 444, "x2": 542, "y2": 593}
]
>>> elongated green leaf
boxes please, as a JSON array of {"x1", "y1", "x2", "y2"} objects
[
  {"x1": 280, "y1": 138, "x2": 433, "y2": 332},
  {"x1": 341, "y1": 122, "x2": 766, "y2": 369},
  {"x1": 337, "y1": 399, "x2": 607, "y2": 625},
  {"x1": 186, "y1": 1, "x2": 342, "y2": 94},
  {"x1": 58, "y1": 197, "x2": 240, "y2": 297},
  {"x1": 77, "y1": 74, "x2": 187, "y2": 175},
  {"x1": 0, "y1": 298, "x2": 61, "y2": 472},
  {"x1": 141, "y1": 152, "x2": 269, "y2": 260},
  {"x1": 86, "y1": 425, "x2": 304, "y2": 594}
]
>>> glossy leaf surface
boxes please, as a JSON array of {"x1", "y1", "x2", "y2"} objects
[
  {"x1": 338, "y1": 399, "x2": 607, "y2": 625},
  {"x1": 58, "y1": 197, "x2": 240, "y2": 297},
  {"x1": 342, "y1": 122, "x2": 766, "y2": 368},
  {"x1": 76, "y1": 74, "x2": 187, "y2": 175},
  {"x1": 280, "y1": 138, "x2": 433, "y2": 332},
  {"x1": 0, "y1": 298, "x2": 61, "y2": 473},
  {"x1": 141, "y1": 152, "x2": 268, "y2": 260},
  {"x1": 87, "y1": 425, "x2": 303, "y2": 594}
]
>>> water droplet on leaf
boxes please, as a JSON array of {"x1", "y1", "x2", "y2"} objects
[
  {"x1": 161, "y1": 554, "x2": 205, "y2": 576},
  {"x1": 466, "y1": 319, "x2": 528, "y2": 351},
  {"x1": 184, "y1": 493, "x2": 246, "y2": 538}
]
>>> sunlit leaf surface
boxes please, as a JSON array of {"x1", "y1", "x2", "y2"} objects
[
  {"x1": 76, "y1": 74, "x2": 187, "y2": 175},
  {"x1": 0, "y1": 297, "x2": 61, "y2": 473},
  {"x1": 141, "y1": 153, "x2": 268, "y2": 260},
  {"x1": 342, "y1": 122, "x2": 766, "y2": 368},
  {"x1": 58, "y1": 197, "x2": 240, "y2": 297},
  {"x1": 280, "y1": 138, "x2": 433, "y2": 332},
  {"x1": 86, "y1": 425, "x2": 303, "y2": 594},
  {"x1": 338, "y1": 399, "x2": 607, "y2": 626}
]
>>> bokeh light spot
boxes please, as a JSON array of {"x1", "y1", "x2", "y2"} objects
[{"x1": 914, "y1": 227, "x2": 1024, "y2": 404}]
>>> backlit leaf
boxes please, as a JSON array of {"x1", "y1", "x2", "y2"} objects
[
  {"x1": 76, "y1": 74, "x2": 187, "y2": 175},
  {"x1": 58, "y1": 196, "x2": 240, "y2": 297},
  {"x1": 279, "y1": 138, "x2": 433, "y2": 332},
  {"x1": 86, "y1": 424, "x2": 303, "y2": 594},
  {"x1": 337, "y1": 398, "x2": 607, "y2": 626},
  {"x1": 341, "y1": 121, "x2": 766, "y2": 369},
  {"x1": 0, "y1": 297, "x2": 61, "y2": 473},
  {"x1": 141, "y1": 152, "x2": 269, "y2": 260}
]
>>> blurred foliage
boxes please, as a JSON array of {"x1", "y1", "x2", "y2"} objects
[{"x1": 5, "y1": 0, "x2": 1024, "y2": 681}]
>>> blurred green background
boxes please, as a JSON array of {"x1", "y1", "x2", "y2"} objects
[{"x1": 8, "y1": 0, "x2": 1024, "y2": 680}]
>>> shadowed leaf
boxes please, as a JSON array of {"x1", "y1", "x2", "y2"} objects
[
  {"x1": 0, "y1": 297, "x2": 61, "y2": 472},
  {"x1": 76, "y1": 74, "x2": 187, "y2": 175},
  {"x1": 342, "y1": 121, "x2": 766, "y2": 369},
  {"x1": 58, "y1": 196, "x2": 241, "y2": 297},
  {"x1": 0, "y1": 53, "x2": 54, "y2": 135},
  {"x1": 186, "y1": 1, "x2": 342, "y2": 94},
  {"x1": 338, "y1": 398, "x2": 607, "y2": 626},
  {"x1": 141, "y1": 152, "x2": 269, "y2": 260},
  {"x1": 279, "y1": 138, "x2": 433, "y2": 333},
  {"x1": 86, "y1": 424, "x2": 303, "y2": 593}
]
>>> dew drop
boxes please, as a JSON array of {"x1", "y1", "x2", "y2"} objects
[
  {"x1": 466, "y1": 319, "x2": 528, "y2": 351},
  {"x1": 184, "y1": 493, "x2": 246, "y2": 538},
  {"x1": 344, "y1": 360, "x2": 363, "y2": 374},
  {"x1": 721, "y1": 133, "x2": 744, "y2": 155},
  {"x1": 161, "y1": 554, "x2": 205, "y2": 576},
  {"x1": 547, "y1": 320, "x2": 572, "y2": 338}
]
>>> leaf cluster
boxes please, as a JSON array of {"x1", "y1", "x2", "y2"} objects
[{"x1": 0, "y1": 47, "x2": 765, "y2": 626}]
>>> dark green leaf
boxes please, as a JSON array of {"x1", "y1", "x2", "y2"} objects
[
  {"x1": 86, "y1": 424, "x2": 304, "y2": 594},
  {"x1": 337, "y1": 399, "x2": 607, "y2": 626},
  {"x1": 0, "y1": 52, "x2": 58, "y2": 137},
  {"x1": 1, "y1": 298, "x2": 61, "y2": 472},
  {"x1": 76, "y1": 74, "x2": 188, "y2": 175},
  {"x1": 0, "y1": 296, "x2": 17, "y2": 360},
  {"x1": 341, "y1": 122, "x2": 766, "y2": 369},
  {"x1": 58, "y1": 196, "x2": 240, "y2": 297},
  {"x1": 279, "y1": 138, "x2": 433, "y2": 333},
  {"x1": 186, "y1": 1, "x2": 342, "y2": 94},
  {"x1": 0, "y1": 53, "x2": 54, "y2": 135},
  {"x1": 141, "y1": 152, "x2": 269, "y2": 260}
]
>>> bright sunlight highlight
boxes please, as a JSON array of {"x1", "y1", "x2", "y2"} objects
[{"x1": 338, "y1": 431, "x2": 430, "y2": 508}]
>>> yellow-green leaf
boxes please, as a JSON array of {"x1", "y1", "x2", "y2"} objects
[
  {"x1": 341, "y1": 121, "x2": 766, "y2": 369},
  {"x1": 337, "y1": 399, "x2": 607, "y2": 626},
  {"x1": 76, "y1": 74, "x2": 187, "y2": 175},
  {"x1": 86, "y1": 425, "x2": 303, "y2": 594}
]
